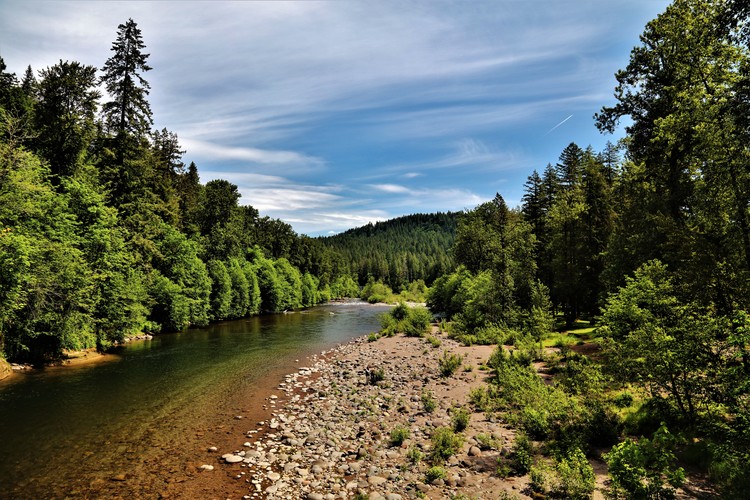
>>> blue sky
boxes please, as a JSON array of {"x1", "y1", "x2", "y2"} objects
[{"x1": 0, "y1": 0, "x2": 671, "y2": 235}]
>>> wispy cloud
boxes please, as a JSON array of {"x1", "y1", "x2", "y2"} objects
[
  {"x1": 182, "y1": 139, "x2": 322, "y2": 167},
  {"x1": 0, "y1": 0, "x2": 673, "y2": 234}
]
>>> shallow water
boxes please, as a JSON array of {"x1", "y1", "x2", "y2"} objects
[{"x1": 0, "y1": 301, "x2": 388, "y2": 498}]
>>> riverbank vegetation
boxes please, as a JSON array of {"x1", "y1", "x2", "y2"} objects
[
  {"x1": 424, "y1": 0, "x2": 750, "y2": 496},
  {"x1": 0, "y1": 20, "x2": 366, "y2": 364}
]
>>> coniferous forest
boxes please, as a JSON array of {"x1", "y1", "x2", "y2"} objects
[{"x1": 2, "y1": 1, "x2": 750, "y2": 496}]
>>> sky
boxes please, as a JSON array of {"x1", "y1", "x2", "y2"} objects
[{"x1": 0, "y1": 0, "x2": 671, "y2": 236}]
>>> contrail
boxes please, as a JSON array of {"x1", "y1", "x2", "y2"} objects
[{"x1": 545, "y1": 114, "x2": 573, "y2": 135}]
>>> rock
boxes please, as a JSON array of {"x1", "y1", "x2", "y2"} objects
[
  {"x1": 368, "y1": 476, "x2": 387, "y2": 486},
  {"x1": 199, "y1": 464, "x2": 214, "y2": 471},
  {"x1": 468, "y1": 446, "x2": 481, "y2": 456},
  {"x1": 307, "y1": 494, "x2": 324, "y2": 500},
  {"x1": 224, "y1": 455, "x2": 243, "y2": 464},
  {"x1": 111, "y1": 474, "x2": 127, "y2": 481},
  {"x1": 268, "y1": 472, "x2": 281, "y2": 481},
  {"x1": 207, "y1": 446, "x2": 218, "y2": 452},
  {"x1": 385, "y1": 495, "x2": 403, "y2": 500}
]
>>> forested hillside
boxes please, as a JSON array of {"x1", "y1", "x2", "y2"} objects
[
  {"x1": 0, "y1": 19, "x2": 360, "y2": 363},
  {"x1": 427, "y1": 1, "x2": 750, "y2": 496},
  {"x1": 321, "y1": 212, "x2": 457, "y2": 290}
]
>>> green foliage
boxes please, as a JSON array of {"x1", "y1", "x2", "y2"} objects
[
  {"x1": 510, "y1": 432, "x2": 533, "y2": 475},
  {"x1": 361, "y1": 277, "x2": 394, "y2": 304},
  {"x1": 380, "y1": 303, "x2": 431, "y2": 337},
  {"x1": 438, "y1": 350, "x2": 462, "y2": 377},
  {"x1": 451, "y1": 406, "x2": 470, "y2": 432},
  {"x1": 554, "y1": 447, "x2": 595, "y2": 500},
  {"x1": 421, "y1": 389, "x2": 437, "y2": 413},
  {"x1": 367, "y1": 367, "x2": 384, "y2": 385},
  {"x1": 425, "y1": 465, "x2": 447, "y2": 483},
  {"x1": 322, "y1": 212, "x2": 457, "y2": 289},
  {"x1": 208, "y1": 260, "x2": 232, "y2": 320},
  {"x1": 599, "y1": 260, "x2": 723, "y2": 423},
  {"x1": 426, "y1": 335, "x2": 441, "y2": 348},
  {"x1": 474, "y1": 433, "x2": 498, "y2": 451},
  {"x1": 430, "y1": 427, "x2": 464, "y2": 463},
  {"x1": 389, "y1": 425, "x2": 410, "y2": 446},
  {"x1": 604, "y1": 424, "x2": 685, "y2": 499},
  {"x1": 406, "y1": 445, "x2": 423, "y2": 464}
]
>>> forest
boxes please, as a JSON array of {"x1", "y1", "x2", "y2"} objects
[
  {"x1": 0, "y1": 19, "x2": 368, "y2": 363},
  {"x1": 424, "y1": 0, "x2": 750, "y2": 496},
  {"x1": 2, "y1": 0, "x2": 750, "y2": 495},
  {"x1": 321, "y1": 212, "x2": 457, "y2": 290}
]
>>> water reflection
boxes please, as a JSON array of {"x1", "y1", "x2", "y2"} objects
[{"x1": 0, "y1": 302, "x2": 388, "y2": 497}]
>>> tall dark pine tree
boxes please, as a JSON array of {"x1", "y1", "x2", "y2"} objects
[
  {"x1": 555, "y1": 142, "x2": 584, "y2": 190},
  {"x1": 100, "y1": 18, "x2": 153, "y2": 157},
  {"x1": 98, "y1": 18, "x2": 155, "y2": 212}
]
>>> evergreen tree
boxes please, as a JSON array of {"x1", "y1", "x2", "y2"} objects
[
  {"x1": 100, "y1": 18, "x2": 153, "y2": 144},
  {"x1": 34, "y1": 60, "x2": 100, "y2": 178}
]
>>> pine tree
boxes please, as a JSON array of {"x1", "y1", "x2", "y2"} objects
[{"x1": 99, "y1": 18, "x2": 153, "y2": 150}]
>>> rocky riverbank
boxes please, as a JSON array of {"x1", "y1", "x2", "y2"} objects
[{"x1": 209, "y1": 329, "x2": 540, "y2": 499}]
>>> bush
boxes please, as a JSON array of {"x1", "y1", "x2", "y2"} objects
[
  {"x1": 405, "y1": 306, "x2": 432, "y2": 337},
  {"x1": 367, "y1": 367, "x2": 385, "y2": 385},
  {"x1": 511, "y1": 432, "x2": 533, "y2": 475},
  {"x1": 554, "y1": 447, "x2": 595, "y2": 499},
  {"x1": 425, "y1": 465, "x2": 447, "y2": 483},
  {"x1": 439, "y1": 350, "x2": 462, "y2": 377},
  {"x1": 390, "y1": 425, "x2": 409, "y2": 446},
  {"x1": 379, "y1": 303, "x2": 431, "y2": 337},
  {"x1": 475, "y1": 433, "x2": 498, "y2": 451},
  {"x1": 407, "y1": 445, "x2": 424, "y2": 464},
  {"x1": 426, "y1": 335, "x2": 441, "y2": 348},
  {"x1": 604, "y1": 424, "x2": 685, "y2": 499},
  {"x1": 451, "y1": 406, "x2": 470, "y2": 432},
  {"x1": 367, "y1": 332, "x2": 380, "y2": 342},
  {"x1": 431, "y1": 427, "x2": 464, "y2": 463},
  {"x1": 530, "y1": 463, "x2": 551, "y2": 493},
  {"x1": 421, "y1": 389, "x2": 437, "y2": 413},
  {"x1": 613, "y1": 391, "x2": 634, "y2": 408}
]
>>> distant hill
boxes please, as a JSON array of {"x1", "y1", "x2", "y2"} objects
[{"x1": 321, "y1": 212, "x2": 458, "y2": 289}]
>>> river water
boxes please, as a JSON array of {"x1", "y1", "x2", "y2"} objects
[{"x1": 0, "y1": 301, "x2": 389, "y2": 498}]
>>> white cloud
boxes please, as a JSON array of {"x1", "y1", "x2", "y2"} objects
[
  {"x1": 371, "y1": 184, "x2": 412, "y2": 194},
  {"x1": 181, "y1": 139, "x2": 322, "y2": 167}
]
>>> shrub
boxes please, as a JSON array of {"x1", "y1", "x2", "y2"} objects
[
  {"x1": 510, "y1": 432, "x2": 533, "y2": 475},
  {"x1": 379, "y1": 303, "x2": 432, "y2": 337},
  {"x1": 475, "y1": 433, "x2": 498, "y2": 451},
  {"x1": 530, "y1": 463, "x2": 551, "y2": 493},
  {"x1": 431, "y1": 427, "x2": 464, "y2": 463},
  {"x1": 521, "y1": 407, "x2": 551, "y2": 440},
  {"x1": 426, "y1": 335, "x2": 441, "y2": 348},
  {"x1": 407, "y1": 445, "x2": 424, "y2": 464},
  {"x1": 425, "y1": 465, "x2": 447, "y2": 483},
  {"x1": 421, "y1": 389, "x2": 437, "y2": 413},
  {"x1": 613, "y1": 391, "x2": 634, "y2": 408},
  {"x1": 367, "y1": 332, "x2": 380, "y2": 342},
  {"x1": 390, "y1": 425, "x2": 410, "y2": 446},
  {"x1": 367, "y1": 367, "x2": 385, "y2": 385},
  {"x1": 604, "y1": 424, "x2": 685, "y2": 499},
  {"x1": 451, "y1": 406, "x2": 470, "y2": 432},
  {"x1": 558, "y1": 355, "x2": 604, "y2": 396},
  {"x1": 554, "y1": 447, "x2": 595, "y2": 499},
  {"x1": 439, "y1": 350, "x2": 462, "y2": 377}
]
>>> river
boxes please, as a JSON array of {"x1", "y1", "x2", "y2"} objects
[{"x1": 0, "y1": 301, "x2": 389, "y2": 498}]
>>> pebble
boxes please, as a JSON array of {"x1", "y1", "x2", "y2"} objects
[{"x1": 214, "y1": 335, "x2": 512, "y2": 498}]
